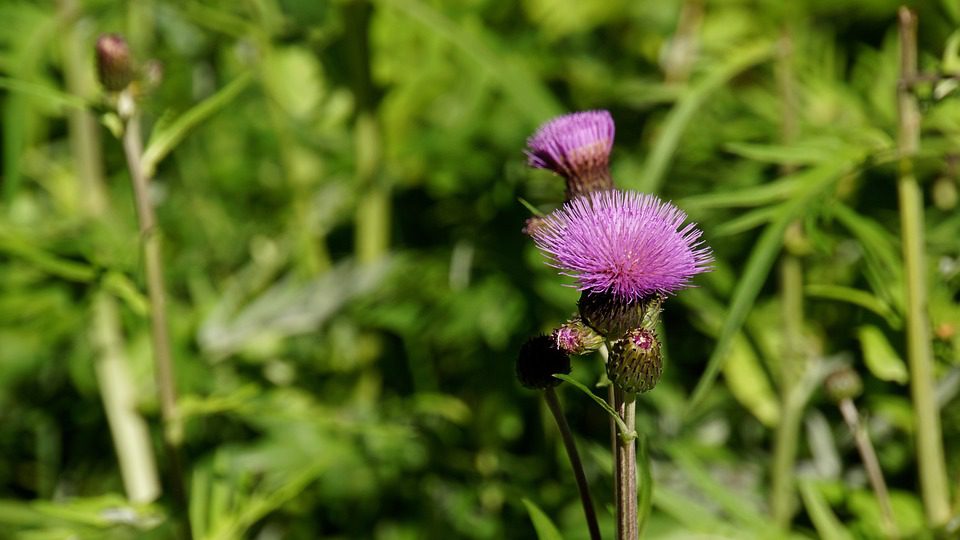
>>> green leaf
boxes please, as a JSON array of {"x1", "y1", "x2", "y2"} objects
[
  {"x1": 857, "y1": 325, "x2": 908, "y2": 384},
  {"x1": 829, "y1": 203, "x2": 905, "y2": 314},
  {"x1": 521, "y1": 498, "x2": 563, "y2": 540},
  {"x1": 101, "y1": 272, "x2": 149, "y2": 317},
  {"x1": 379, "y1": 0, "x2": 560, "y2": 123},
  {"x1": 141, "y1": 71, "x2": 254, "y2": 176},
  {"x1": 0, "y1": 76, "x2": 89, "y2": 110},
  {"x1": 723, "y1": 140, "x2": 836, "y2": 166},
  {"x1": 686, "y1": 160, "x2": 850, "y2": 415},
  {"x1": 679, "y1": 289, "x2": 780, "y2": 426},
  {"x1": 943, "y1": 30, "x2": 960, "y2": 74},
  {"x1": 0, "y1": 231, "x2": 97, "y2": 282},
  {"x1": 679, "y1": 174, "x2": 803, "y2": 210},
  {"x1": 665, "y1": 444, "x2": 775, "y2": 533},
  {"x1": 723, "y1": 334, "x2": 781, "y2": 426},
  {"x1": 637, "y1": 434, "x2": 652, "y2": 536},
  {"x1": 638, "y1": 41, "x2": 774, "y2": 193},
  {"x1": 798, "y1": 480, "x2": 854, "y2": 540},
  {"x1": 713, "y1": 204, "x2": 783, "y2": 237},
  {"x1": 805, "y1": 284, "x2": 901, "y2": 329},
  {"x1": 518, "y1": 197, "x2": 546, "y2": 217},
  {"x1": 553, "y1": 373, "x2": 632, "y2": 437}
]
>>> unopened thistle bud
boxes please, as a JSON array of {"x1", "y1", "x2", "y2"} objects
[
  {"x1": 96, "y1": 34, "x2": 134, "y2": 92},
  {"x1": 525, "y1": 110, "x2": 615, "y2": 200},
  {"x1": 824, "y1": 367, "x2": 863, "y2": 403},
  {"x1": 553, "y1": 317, "x2": 604, "y2": 355},
  {"x1": 578, "y1": 292, "x2": 663, "y2": 339},
  {"x1": 607, "y1": 328, "x2": 662, "y2": 394},
  {"x1": 516, "y1": 335, "x2": 571, "y2": 390}
]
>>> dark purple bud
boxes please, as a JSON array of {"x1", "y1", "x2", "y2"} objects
[
  {"x1": 96, "y1": 34, "x2": 134, "y2": 92},
  {"x1": 516, "y1": 335, "x2": 571, "y2": 390}
]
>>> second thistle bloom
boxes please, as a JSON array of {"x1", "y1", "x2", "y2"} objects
[
  {"x1": 531, "y1": 189, "x2": 712, "y2": 302},
  {"x1": 526, "y1": 110, "x2": 615, "y2": 199}
]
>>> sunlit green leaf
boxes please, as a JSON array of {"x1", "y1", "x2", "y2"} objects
[
  {"x1": 857, "y1": 325, "x2": 908, "y2": 384},
  {"x1": 521, "y1": 498, "x2": 563, "y2": 540}
]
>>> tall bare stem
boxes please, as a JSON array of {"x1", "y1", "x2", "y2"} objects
[
  {"x1": 118, "y1": 92, "x2": 191, "y2": 533},
  {"x1": 543, "y1": 388, "x2": 602, "y2": 540},
  {"x1": 771, "y1": 28, "x2": 806, "y2": 529},
  {"x1": 896, "y1": 7, "x2": 951, "y2": 527},
  {"x1": 62, "y1": 1, "x2": 160, "y2": 502},
  {"x1": 838, "y1": 398, "x2": 898, "y2": 538},
  {"x1": 615, "y1": 388, "x2": 637, "y2": 540}
]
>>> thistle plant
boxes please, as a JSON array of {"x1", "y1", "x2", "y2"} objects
[
  {"x1": 96, "y1": 34, "x2": 191, "y2": 536},
  {"x1": 518, "y1": 111, "x2": 712, "y2": 540}
]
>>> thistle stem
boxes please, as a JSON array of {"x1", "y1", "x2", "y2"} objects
[
  {"x1": 838, "y1": 398, "x2": 898, "y2": 538},
  {"x1": 61, "y1": 0, "x2": 160, "y2": 504},
  {"x1": 615, "y1": 388, "x2": 638, "y2": 540},
  {"x1": 543, "y1": 387, "x2": 602, "y2": 540},
  {"x1": 772, "y1": 253, "x2": 805, "y2": 528},
  {"x1": 771, "y1": 386, "x2": 803, "y2": 529},
  {"x1": 896, "y1": 7, "x2": 951, "y2": 527},
  {"x1": 600, "y1": 343, "x2": 619, "y2": 517},
  {"x1": 92, "y1": 292, "x2": 162, "y2": 503},
  {"x1": 771, "y1": 27, "x2": 805, "y2": 529},
  {"x1": 119, "y1": 91, "x2": 192, "y2": 535},
  {"x1": 345, "y1": 0, "x2": 389, "y2": 264}
]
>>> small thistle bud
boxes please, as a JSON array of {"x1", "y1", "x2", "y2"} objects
[
  {"x1": 96, "y1": 34, "x2": 134, "y2": 92},
  {"x1": 607, "y1": 328, "x2": 662, "y2": 394},
  {"x1": 578, "y1": 291, "x2": 663, "y2": 339},
  {"x1": 824, "y1": 367, "x2": 863, "y2": 403},
  {"x1": 522, "y1": 216, "x2": 547, "y2": 237},
  {"x1": 516, "y1": 335, "x2": 571, "y2": 390},
  {"x1": 525, "y1": 110, "x2": 615, "y2": 200},
  {"x1": 553, "y1": 317, "x2": 604, "y2": 355}
]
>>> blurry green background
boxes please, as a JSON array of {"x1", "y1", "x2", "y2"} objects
[{"x1": 1, "y1": 0, "x2": 960, "y2": 538}]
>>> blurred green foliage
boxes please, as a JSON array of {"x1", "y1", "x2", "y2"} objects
[{"x1": 1, "y1": 0, "x2": 960, "y2": 538}]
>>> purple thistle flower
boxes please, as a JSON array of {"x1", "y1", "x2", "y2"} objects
[
  {"x1": 531, "y1": 189, "x2": 712, "y2": 301},
  {"x1": 525, "y1": 110, "x2": 615, "y2": 199}
]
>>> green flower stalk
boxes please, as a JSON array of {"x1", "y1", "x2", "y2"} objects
[
  {"x1": 96, "y1": 33, "x2": 192, "y2": 537},
  {"x1": 517, "y1": 336, "x2": 601, "y2": 540},
  {"x1": 825, "y1": 368, "x2": 898, "y2": 538}
]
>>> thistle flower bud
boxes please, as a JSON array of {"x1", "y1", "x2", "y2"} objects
[
  {"x1": 525, "y1": 110, "x2": 615, "y2": 200},
  {"x1": 522, "y1": 216, "x2": 547, "y2": 237},
  {"x1": 578, "y1": 291, "x2": 662, "y2": 339},
  {"x1": 516, "y1": 335, "x2": 571, "y2": 390},
  {"x1": 824, "y1": 367, "x2": 863, "y2": 403},
  {"x1": 552, "y1": 317, "x2": 604, "y2": 355},
  {"x1": 96, "y1": 34, "x2": 134, "y2": 92},
  {"x1": 607, "y1": 328, "x2": 662, "y2": 394}
]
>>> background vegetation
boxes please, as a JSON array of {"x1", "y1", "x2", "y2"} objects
[{"x1": 1, "y1": 0, "x2": 959, "y2": 538}]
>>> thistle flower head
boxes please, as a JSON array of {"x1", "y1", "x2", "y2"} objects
[
  {"x1": 531, "y1": 189, "x2": 712, "y2": 302},
  {"x1": 525, "y1": 110, "x2": 615, "y2": 199}
]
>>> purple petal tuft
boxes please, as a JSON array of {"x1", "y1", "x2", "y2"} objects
[
  {"x1": 525, "y1": 110, "x2": 614, "y2": 181},
  {"x1": 531, "y1": 190, "x2": 713, "y2": 301}
]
